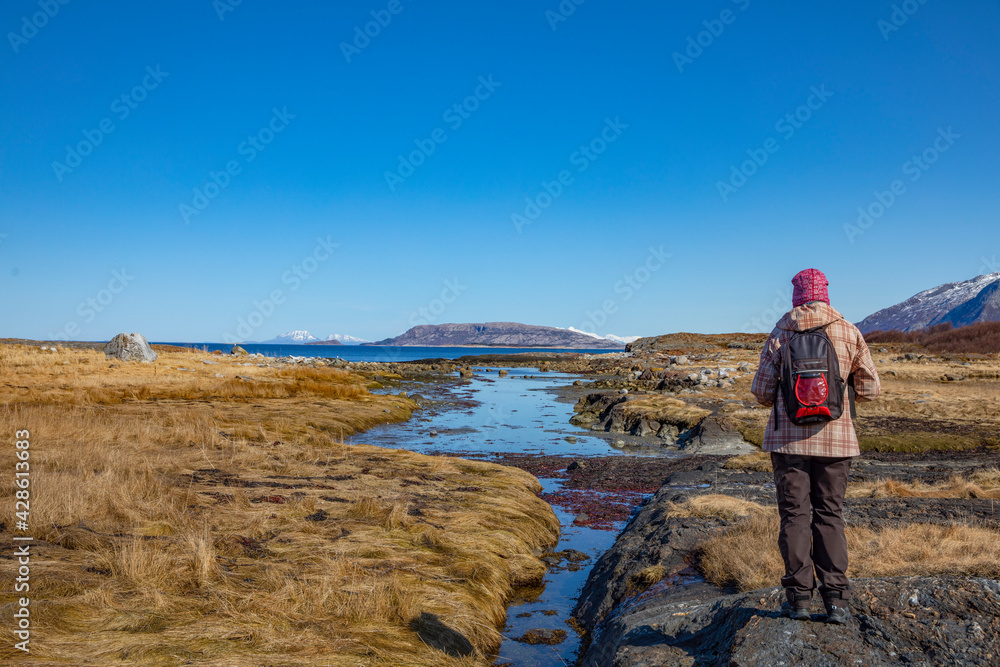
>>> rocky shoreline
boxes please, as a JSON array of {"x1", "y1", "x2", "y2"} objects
[{"x1": 569, "y1": 452, "x2": 1000, "y2": 666}]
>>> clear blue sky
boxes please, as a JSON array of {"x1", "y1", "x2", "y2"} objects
[{"x1": 1, "y1": 0, "x2": 998, "y2": 342}]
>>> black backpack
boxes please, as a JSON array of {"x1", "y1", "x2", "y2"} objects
[{"x1": 779, "y1": 325, "x2": 845, "y2": 426}]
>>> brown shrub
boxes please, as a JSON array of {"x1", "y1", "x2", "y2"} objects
[{"x1": 866, "y1": 321, "x2": 1000, "y2": 355}]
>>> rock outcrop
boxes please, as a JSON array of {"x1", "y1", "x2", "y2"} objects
[
  {"x1": 679, "y1": 417, "x2": 757, "y2": 455},
  {"x1": 574, "y1": 453, "x2": 1000, "y2": 666},
  {"x1": 104, "y1": 333, "x2": 157, "y2": 363},
  {"x1": 582, "y1": 577, "x2": 1000, "y2": 666}
]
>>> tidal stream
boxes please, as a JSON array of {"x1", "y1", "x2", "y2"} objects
[{"x1": 351, "y1": 368, "x2": 670, "y2": 666}]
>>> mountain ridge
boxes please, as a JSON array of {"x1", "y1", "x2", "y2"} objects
[
  {"x1": 857, "y1": 272, "x2": 1000, "y2": 333},
  {"x1": 363, "y1": 322, "x2": 625, "y2": 348}
]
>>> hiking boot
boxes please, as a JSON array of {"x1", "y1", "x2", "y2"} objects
[
  {"x1": 822, "y1": 591, "x2": 851, "y2": 625},
  {"x1": 825, "y1": 603, "x2": 850, "y2": 625},
  {"x1": 781, "y1": 592, "x2": 812, "y2": 621},
  {"x1": 781, "y1": 602, "x2": 811, "y2": 621}
]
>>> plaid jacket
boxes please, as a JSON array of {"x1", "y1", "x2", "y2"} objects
[{"x1": 751, "y1": 302, "x2": 881, "y2": 457}]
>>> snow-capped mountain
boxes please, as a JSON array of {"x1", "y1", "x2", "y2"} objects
[
  {"x1": 566, "y1": 327, "x2": 641, "y2": 345},
  {"x1": 857, "y1": 272, "x2": 1000, "y2": 333},
  {"x1": 322, "y1": 333, "x2": 370, "y2": 345},
  {"x1": 260, "y1": 330, "x2": 319, "y2": 344},
  {"x1": 258, "y1": 331, "x2": 371, "y2": 345}
]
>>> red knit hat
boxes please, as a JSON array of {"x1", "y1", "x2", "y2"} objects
[{"x1": 792, "y1": 268, "x2": 830, "y2": 307}]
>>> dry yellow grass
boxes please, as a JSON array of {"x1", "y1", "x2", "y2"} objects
[
  {"x1": 0, "y1": 344, "x2": 560, "y2": 666},
  {"x1": 847, "y1": 469, "x2": 1000, "y2": 499},
  {"x1": 621, "y1": 396, "x2": 711, "y2": 429},
  {"x1": 666, "y1": 494, "x2": 769, "y2": 522},
  {"x1": 699, "y1": 511, "x2": 1000, "y2": 592},
  {"x1": 723, "y1": 451, "x2": 772, "y2": 472},
  {"x1": 628, "y1": 565, "x2": 666, "y2": 591}
]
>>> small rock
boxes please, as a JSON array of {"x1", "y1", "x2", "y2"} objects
[
  {"x1": 231, "y1": 346, "x2": 249, "y2": 356},
  {"x1": 573, "y1": 512, "x2": 590, "y2": 525}
]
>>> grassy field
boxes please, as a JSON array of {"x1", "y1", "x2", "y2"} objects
[
  {"x1": 0, "y1": 345, "x2": 559, "y2": 666},
  {"x1": 695, "y1": 500, "x2": 1000, "y2": 592}
]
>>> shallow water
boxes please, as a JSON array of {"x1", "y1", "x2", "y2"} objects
[
  {"x1": 350, "y1": 368, "x2": 664, "y2": 665},
  {"x1": 354, "y1": 367, "x2": 633, "y2": 458}
]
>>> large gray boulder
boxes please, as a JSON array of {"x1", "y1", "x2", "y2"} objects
[{"x1": 104, "y1": 333, "x2": 158, "y2": 363}]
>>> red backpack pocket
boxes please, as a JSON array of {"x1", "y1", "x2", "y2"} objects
[{"x1": 794, "y1": 373, "x2": 832, "y2": 420}]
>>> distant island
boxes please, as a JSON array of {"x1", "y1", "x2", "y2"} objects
[
  {"x1": 258, "y1": 331, "x2": 370, "y2": 345},
  {"x1": 362, "y1": 322, "x2": 625, "y2": 349}
]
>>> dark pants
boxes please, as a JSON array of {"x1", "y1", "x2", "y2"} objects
[{"x1": 770, "y1": 453, "x2": 852, "y2": 603}]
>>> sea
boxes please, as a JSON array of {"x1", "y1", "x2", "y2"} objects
[{"x1": 155, "y1": 343, "x2": 624, "y2": 363}]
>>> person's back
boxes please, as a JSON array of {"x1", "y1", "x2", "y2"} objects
[{"x1": 751, "y1": 268, "x2": 880, "y2": 623}]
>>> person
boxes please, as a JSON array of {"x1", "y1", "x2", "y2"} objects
[{"x1": 751, "y1": 268, "x2": 881, "y2": 624}]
